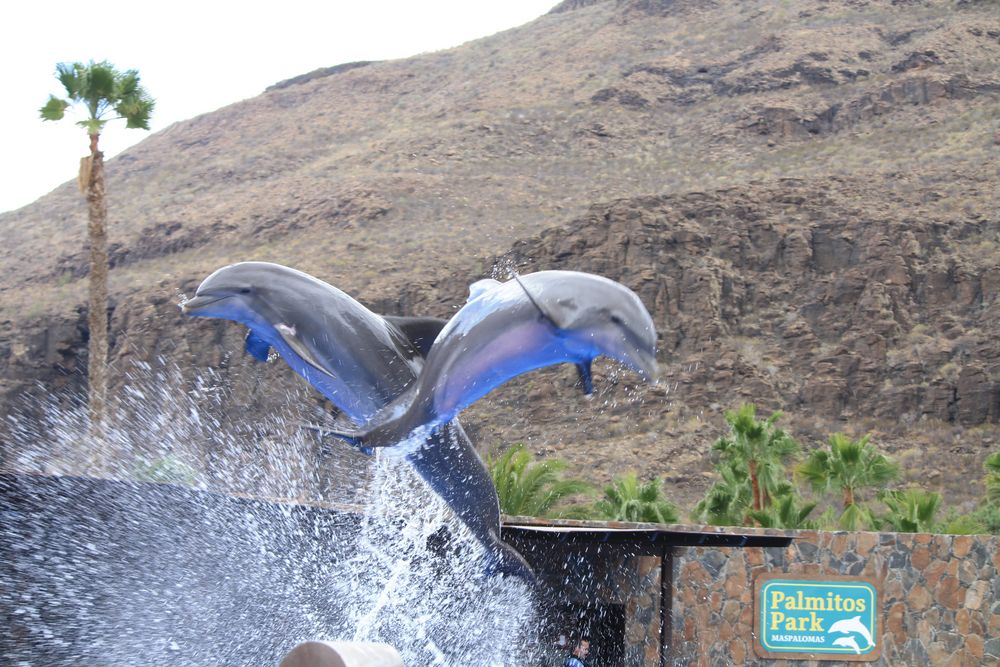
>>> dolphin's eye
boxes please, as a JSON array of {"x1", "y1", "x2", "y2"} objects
[
  {"x1": 610, "y1": 315, "x2": 624, "y2": 325},
  {"x1": 239, "y1": 287, "x2": 252, "y2": 294}
]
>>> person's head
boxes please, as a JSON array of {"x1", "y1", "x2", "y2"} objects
[{"x1": 572, "y1": 636, "x2": 590, "y2": 658}]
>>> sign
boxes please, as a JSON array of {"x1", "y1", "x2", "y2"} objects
[{"x1": 754, "y1": 573, "x2": 880, "y2": 661}]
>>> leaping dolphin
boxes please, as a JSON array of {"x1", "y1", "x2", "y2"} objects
[
  {"x1": 182, "y1": 261, "x2": 533, "y2": 582},
  {"x1": 333, "y1": 270, "x2": 659, "y2": 450},
  {"x1": 181, "y1": 262, "x2": 424, "y2": 422}
]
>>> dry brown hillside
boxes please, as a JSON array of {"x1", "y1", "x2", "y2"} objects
[{"x1": 1, "y1": 0, "x2": 998, "y2": 512}]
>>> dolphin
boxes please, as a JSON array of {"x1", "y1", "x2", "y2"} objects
[
  {"x1": 332, "y1": 270, "x2": 659, "y2": 450},
  {"x1": 181, "y1": 262, "x2": 425, "y2": 422},
  {"x1": 828, "y1": 615, "x2": 874, "y2": 648},
  {"x1": 181, "y1": 261, "x2": 533, "y2": 581},
  {"x1": 831, "y1": 636, "x2": 862, "y2": 654}
]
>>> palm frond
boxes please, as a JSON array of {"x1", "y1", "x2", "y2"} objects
[
  {"x1": 984, "y1": 452, "x2": 1000, "y2": 506},
  {"x1": 487, "y1": 444, "x2": 592, "y2": 517},
  {"x1": 750, "y1": 493, "x2": 818, "y2": 529},
  {"x1": 39, "y1": 95, "x2": 69, "y2": 122},
  {"x1": 56, "y1": 62, "x2": 81, "y2": 98},
  {"x1": 838, "y1": 501, "x2": 877, "y2": 531},
  {"x1": 879, "y1": 488, "x2": 941, "y2": 533}
]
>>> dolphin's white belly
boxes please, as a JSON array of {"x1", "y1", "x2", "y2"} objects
[{"x1": 433, "y1": 321, "x2": 571, "y2": 418}]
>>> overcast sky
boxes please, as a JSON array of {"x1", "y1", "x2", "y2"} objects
[{"x1": 1, "y1": 0, "x2": 555, "y2": 214}]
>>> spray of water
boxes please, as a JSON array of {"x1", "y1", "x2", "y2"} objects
[
  {"x1": 1, "y1": 363, "x2": 540, "y2": 666},
  {"x1": 337, "y1": 453, "x2": 537, "y2": 664}
]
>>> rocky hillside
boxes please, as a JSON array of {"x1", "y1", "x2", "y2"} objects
[{"x1": 1, "y1": 0, "x2": 998, "y2": 511}]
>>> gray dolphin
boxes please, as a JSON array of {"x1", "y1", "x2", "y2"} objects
[
  {"x1": 182, "y1": 262, "x2": 533, "y2": 581},
  {"x1": 333, "y1": 270, "x2": 659, "y2": 450},
  {"x1": 181, "y1": 262, "x2": 423, "y2": 421}
]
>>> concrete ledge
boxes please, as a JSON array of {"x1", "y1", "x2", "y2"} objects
[{"x1": 280, "y1": 641, "x2": 403, "y2": 667}]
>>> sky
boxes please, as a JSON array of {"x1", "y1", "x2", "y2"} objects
[{"x1": 1, "y1": 0, "x2": 556, "y2": 214}]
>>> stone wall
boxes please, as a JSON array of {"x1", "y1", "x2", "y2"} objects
[{"x1": 669, "y1": 530, "x2": 1000, "y2": 666}]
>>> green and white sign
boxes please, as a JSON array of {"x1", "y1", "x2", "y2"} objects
[{"x1": 754, "y1": 574, "x2": 881, "y2": 662}]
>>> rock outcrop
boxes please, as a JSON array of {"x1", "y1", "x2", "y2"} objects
[{"x1": 2, "y1": 0, "x2": 998, "y2": 509}]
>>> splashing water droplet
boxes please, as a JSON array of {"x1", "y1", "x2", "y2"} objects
[{"x1": 2, "y1": 361, "x2": 542, "y2": 665}]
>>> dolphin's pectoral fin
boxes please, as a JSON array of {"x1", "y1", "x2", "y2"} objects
[
  {"x1": 275, "y1": 323, "x2": 336, "y2": 378},
  {"x1": 483, "y1": 533, "x2": 537, "y2": 585},
  {"x1": 576, "y1": 361, "x2": 594, "y2": 395},
  {"x1": 244, "y1": 331, "x2": 271, "y2": 362}
]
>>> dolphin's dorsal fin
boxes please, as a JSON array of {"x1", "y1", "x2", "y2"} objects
[
  {"x1": 468, "y1": 278, "x2": 502, "y2": 302},
  {"x1": 245, "y1": 331, "x2": 271, "y2": 362},
  {"x1": 274, "y1": 323, "x2": 336, "y2": 378},
  {"x1": 383, "y1": 316, "x2": 448, "y2": 357},
  {"x1": 513, "y1": 273, "x2": 564, "y2": 329}
]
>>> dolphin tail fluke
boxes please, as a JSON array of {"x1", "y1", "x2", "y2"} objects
[
  {"x1": 303, "y1": 423, "x2": 376, "y2": 456},
  {"x1": 326, "y1": 394, "x2": 423, "y2": 451},
  {"x1": 327, "y1": 422, "x2": 403, "y2": 455},
  {"x1": 326, "y1": 427, "x2": 372, "y2": 453},
  {"x1": 483, "y1": 539, "x2": 537, "y2": 586}
]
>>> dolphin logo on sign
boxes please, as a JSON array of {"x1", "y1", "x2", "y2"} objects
[
  {"x1": 832, "y1": 636, "x2": 861, "y2": 653},
  {"x1": 828, "y1": 615, "x2": 875, "y2": 654},
  {"x1": 754, "y1": 574, "x2": 881, "y2": 661}
]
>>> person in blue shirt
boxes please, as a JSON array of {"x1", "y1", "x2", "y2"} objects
[{"x1": 563, "y1": 636, "x2": 590, "y2": 667}]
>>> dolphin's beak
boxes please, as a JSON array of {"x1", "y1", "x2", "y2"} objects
[
  {"x1": 180, "y1": 294, "x2": 226, "y2": 314},
  {"x1": 623, "y1": 347, "x2": 659, "y2": 385}
]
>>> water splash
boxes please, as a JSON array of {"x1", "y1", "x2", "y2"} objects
[
  {"x1": 1, "y1": 364, "x2": 540, "y2": 666},
  {"x1": 337, "y1": 453, "x2": 537, "y2": 664}
]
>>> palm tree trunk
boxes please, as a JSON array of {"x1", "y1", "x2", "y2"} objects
[
  {"x1": 86, "y1": 136, "x2": 109, "y2": 434},
  {"x1": 843, "y1": 485, "x2": 854, "y2": 509},
  {"x1": 750, "y1": 460, "x2": 761, "y2": 511}
]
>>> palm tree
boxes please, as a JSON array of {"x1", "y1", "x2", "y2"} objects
[
  {"x1": 593, "y1": 472, "x2": 679, "y2": 524},
  {"x1": 712, "y1": 404, "x2": 799, "y2": 514},
  {"x1": 797, "y1": 433, "x2": 900, "y2": 530},
  {"x1": 40, "y1": 61, "x2": 154, "y2": 429},
  {"x1": 986, "y1": 451, "x2": 1000, "y2": 506},
  {"x1": 487, "y1": 444, "x2": 592, "y2": 518},
  {"x1": 691, "y1": 459, "x2": 752, "y2": 526},
  {"x1": 969, "y1": 451, "x2": 1000, "y2": 534},
  {"x1": 878, "y1": 488, "x2": 941, "y2": 533}
]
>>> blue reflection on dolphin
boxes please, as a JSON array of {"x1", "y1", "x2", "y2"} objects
[
  {"x1": 182, "y1": 262, "x2": 533, "y2": 581},
  {"x1": 333, "y1": 270, "x2": 659, "y2": 450}
]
